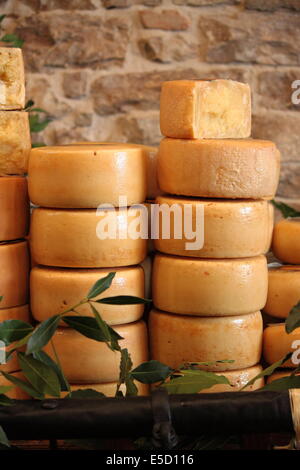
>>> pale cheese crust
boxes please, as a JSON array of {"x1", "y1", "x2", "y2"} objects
[
  {"x1": 272, "y1": 219, "x2": 300, "y2": 264},
  {"x1": 44, "y1": 321, "x2": 148, "y2": 383},
  {"x1": 0, "y1": 241, "x2": 29, "y2": 308},
  {"x1": 263, "y1": 323, "x2": 300, "y2": 367},
  {"x1": 158, "y1": 138, "x2": 280, "y2": 200},
  {"x1": 149, "y1": 309, "x2": 263, "y2": 371},
  {"x1": 29, "y1": 144, "x2": 147, "y2": 208},
  {"x1": 0, "y1": 111, "x2": 31, "y2": 176},
  {"x1": 153, "y1": 254, "x2": 268, "y2": 316},
  {"x1": 30, "y1": 208, "x2": 147, "y2": 268},
  {"x1": 154, "y1": 196, "x2": 273, "y2": 258},
  {"x1": 0, "y1": 48, "x2": 25, "y2": 110},
  {"x1": 160, "y1": 79, "x2": 251, "y2": 139},
  {"x1": 30, "y1": 265, "x2": 145, "y2": 325},
  {"x1": 264, "y1": 265, "x2": 300, "y2": 319},
  {"x1": 0, "y1": 176, "x2": 29, "y2": 242}
]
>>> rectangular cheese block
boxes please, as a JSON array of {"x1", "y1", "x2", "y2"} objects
[
  {"x1": 0, "y1": 111, "x2": 31, "y2": 175},
  {"x1": 0, "y1": 48, "x2": 25, "y2": 110},
  {"x1": 160, "y1": 79, "x2": 251, "y2": 139}
]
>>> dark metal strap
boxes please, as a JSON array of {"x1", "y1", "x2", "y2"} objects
[{"x1": 151, "y1": 388, "x2": 178, "y2": 449}]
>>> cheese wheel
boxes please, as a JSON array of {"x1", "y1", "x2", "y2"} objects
[
  {"x1": 200, "y1": 365, "x2": 264, "y2": 393},
  {"x1": 0, "y1": 48, "x2": 25, "y2": 110},
  {"x1": 0, "y1": 176, "x2": 29, "y2": 242},
  {"x1": 30, "y1": 265, "x2": 145, "y2": 325},
  {"x1": 0, "y1": 111, "x2": 31, "y2": 176},
  {"x1": 160, "y1": 79, "x2": 251, "y2": 139},
  {"x1": 0, "y1": 305, "x2": 30, "y2": 373},
  {"x1": 264, "y1": 265, "x2": 300, "y2": 319},
  {"x1": 149, "y1": 309, "x2": 263, "y2": 371},
  {"x1": 44, "y1": 321, "x2": 148, "y2": 383},
  {"x1": 145, "y1": 201, "x2": 155, "y2": 253},
  {"x1": 272, "y1": 219, "x2": 300, "y2": 264},
  {"x1": 30, "y1": 207, "x2": 147, "y2": 268},
  {"x1": 29, "y1": 144, "x2": 147, "y2": 208},
  {"x1": 154, "y1": 196, "x2": 273, "y2": 258},
  {"x1": 263, "y1": 323, "x2": 300, "y2": 367},
  {"x1": 66, "y1": 381, "x2": 149, "y2": 397},
  {"x1": 158, "y1": 138, "x2": 280, "y2": 200},
  {"x1": 0, "y1": 241, "x2": 29, "y2": 308},
  {"x1": 153, "y1": 254, "x2": 268, "y2": 316},
  {"x1": 267, "y1": 370, "x2": 300, "y2": 384},
  {"x1": 0, "y1": 371, "x2": 29, "y2": 399}
]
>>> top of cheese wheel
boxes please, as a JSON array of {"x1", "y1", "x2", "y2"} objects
[
  {"x1": 160, "y1": 79, "x2": 251, "y2": 139},
  {"x1": 272, "y1": 218, "x2": 300, "y2": 264},
  {"x1": 158, "y1": 138, "x2": 280, "y2": 200},
  {"x1": 29, "y1": 143, "x2": 147, "y2": 208},
  {"x1": 0, "y1": 48, "x2": 25, "y2": 110},
  {"x1": 0, "y1": 111, "x2": 31, "y2": 176}
]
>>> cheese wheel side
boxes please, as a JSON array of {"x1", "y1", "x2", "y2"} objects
[
  {"x1": 0, "y1": 241, "x2": 30, "y2": 308},
  {"x1": 0, "y1": 176, "x2": 29, "y2": 242}
]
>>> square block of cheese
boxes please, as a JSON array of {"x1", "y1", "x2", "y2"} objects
[
  {"x1": 0, "y1": 48, "x2": 25, "y2": 110},
  {"x1": 160, "y1": 79, "x2": 251, "y2": 139},
  {"x1": 0, "y1": 111, "x2": 31, "y2": 175}
]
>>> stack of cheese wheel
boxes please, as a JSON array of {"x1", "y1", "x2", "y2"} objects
[
  {"x1": 0, "y1": 47, "x2": 31, "y2": 398},
  {"x1": 150, "y1": 79, "x2": 280, "y2": 392},
  {"x1": 263, "y1": 217, "x2": 300, "y2": 381},
  {"x1": 28, "y1": 143, "x2": 151, "y2": 396}
]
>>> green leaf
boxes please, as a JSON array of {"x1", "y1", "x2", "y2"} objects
[
  {"x1": 0, "y1": 15, "x2": 6, "y2": 24},
  {"x1": 0, "y1": 34, "x2": 24, "y2": 48},
  {"x1": 89, "y1": 304, "x2": 111, "y2": 342},
  {"x1": 18, "y1": 352, "x2": 61, "y2": 398},
  {"x1": 286, "y1": 301, "x2": 300, "y2": 333},
  {"x1": 66, "y1": 389, "x2": 105, "y2": 399},
  {"x1": 180, "y1": 360, "x2": 235, "y2": 368},
  {"x1": 125, "y1": 377, "x2": 138, "y2": 397},
  {"x1": 0, "y1": 394, "x2": 14, "y2": 406},
  {"x1": 5, "y1": 333, "x2": 32, "y2": 360},
  {"x1": 262, "y1": 374, "x2": 300, "y2": 391},
  {"x1": 24, "y1": 99, "x2": 34, "y2": 111},
  {"x1": 0, "y1": 319, "x2": 34, "y2": 345},
  {"x1": 241, "y1": 352, "x2": 293, "y2": 390},
  {"x1": 62, "y1": 315, "x2": 110, "y2": 342},
  {"x1": 29, "y1": 107, "x2": 47, "y2": 113},
  {"x1": 131, "y1": 360, "x2": 172, "y2": 384},
  {"x1": 271, "y1": 200, "x2": 300, "y2": 218},
  {"x1": 96, "y1": 295, "x2": 151, "y2": 305},
  {"x1": 32, "y1": 142, "x2": 46, "y2": 148},
  {"x1": 0, "y1": 385, "x2": 12, "y2": 394},
  {"x1": 29, "y1": 114, "x2": 51, "y2": 133},
  {"x1": 87, "y1": 272, "x2": 116, "y2": 299},
  {"x1": 0, "y1": 296, "x2": 3, "y2": 303},
  {"x1": 163, "y1": 371, "x2": 230, "y2": 394},
  {"x1": 1, "y1": 371, "x2": 44, "y2": 400},
  {"x1": 26, "y1": 315, "x2": 61, "y2": 354},
  {"x1": 119, "y1": 348, "x2": 132, "y2": 384},
  {"x1": 0, "y1": 425, "x2": 10, "y2": 448},
  {"x1": 33, "y1": 350, "x2": 69, "y2": 392}
]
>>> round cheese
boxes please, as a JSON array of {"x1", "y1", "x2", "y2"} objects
[
  {"x1": 263, "y1": 323, "x2": 300, "y2": 367},
  {"x1": 30, "y1": 265, "x2": 145, "y2": 325},
  {"x1": 0, "y1": 241, "x2": 29, "y2": 308},
  {"x1": 200, "y1": 365, "x2": 264, "y2": 393},
  {"x1": 44, "y1": 321, "x2": 148, "y2": 383},
  {"x1": 149, "y1": 309, "x2": 263, "y2": 371},
  {"x1": 0, "y1": 371, "x2": 29, "y2": 399},
  {"x1": 29, "y1": 144, "x2": 147, "y2": 208},
  {"x1": 272, "y1": 219, "x2": 300, "y2": 264},
  {"x1": 66, "y1": 381, "x2": 149, "y2": 397},
  {"x1": 153, "y1": 254, "x2": 268, "y2": 316},
  {"x1": 0, "y1": 47, "x2": 25, "y2": 110},
  {"x1": 154, "y1": 195, "x2": 273, "y2": 258},
  {"x1": 0, "y1": 111, "x2": 31, "y2": 176},
  {"x1": 0, "y1": 176, "x2": 29, "y2": 242},
  {"x1": 267, "y1": 370, "x2": 300, "y2": 384},
  {"x1": 158, "y1": 138, "x2": 280, "y2": 200},
  {"x1": 160, "y1": 79, "x2": 251, "y2": 139},
  {"x1": 30, "y1": 208, "x2": 147, "y2": 268},
  {"x1": 264, "y1": 265, "x2": 300, "y2": 319},
  {"x1": 0, "y1": 305, "x2": 31, "y2": 373}
]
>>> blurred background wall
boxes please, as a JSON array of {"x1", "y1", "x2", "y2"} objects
[{"x1": 0, "y1": 0, "x2": 299, "y2": 205}]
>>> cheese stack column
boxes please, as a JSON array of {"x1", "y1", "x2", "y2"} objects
[
  {"x1": 150, "y1": 79, "x2": 280, "y2": 392},
  {"x1": 0, "y1": 48, "x2": 31, "y2": 391},
  {"x1": 29, "y1": 144, "x2": 149, "y2": 395}
]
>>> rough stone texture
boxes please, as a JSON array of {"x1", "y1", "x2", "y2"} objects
[{"x1": 0, "y1": 0, "x2": 298, "y2": 202}]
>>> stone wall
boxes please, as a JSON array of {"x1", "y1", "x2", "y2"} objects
[{"x1": 0, "y1": 0, "x2": 299, "y2": 205}]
